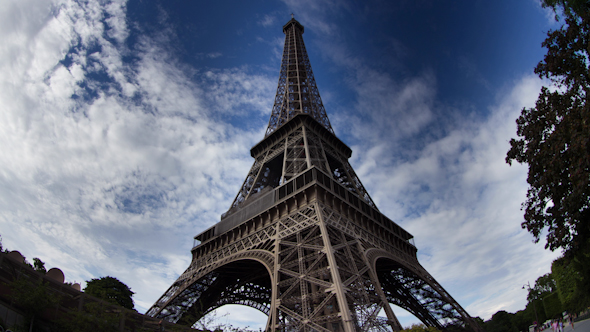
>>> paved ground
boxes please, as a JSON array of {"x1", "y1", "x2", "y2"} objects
[{"x1": 541, "y1": 319, "x2": 590, "y2": 332}]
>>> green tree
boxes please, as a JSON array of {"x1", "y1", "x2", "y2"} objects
[
  {"x1": 527, "y1": 273, "x2": 557, "y2": 302},
  {"x1": 485, "y1": 311, "x2": 518, "y2": 332},
  {"x1": 58, "y1": 302, "x2": 120, "y2": 332},
  {"x1": 506, "y1": 8, "x2": 590, "y2": 254},
  {"x1": 473, "y1": 317, "x2": 486, "y2": 332},
  {"x1": 84, "y1": 276, "x2": 135, "y2": 310},
  {"x1": 551, "y1": 254, "x2": 590, "y2": 312},
  {"x1": 512, "y1": 309, "x2": 532, "y2": 332},
  {"x1": 9, "y1": 277, "x2": 59, "y2": 331},
  {"x1": 530, "y1": 298, "x2": 548, "y2": 325},
  {"x1": 401, "y1": 323, "x2": 442, "y2": 332},
  {"x1": 542, "y1": 292, "x2": 564, "y2": 318},
  {"x1": 541, "y1": 0, "x2": 589, "y2": 19},
  {"x1": 32, "y1": 257, "x2": 46, "y2": 274},
  {"x1": 0, "y1": 234, "x2": 11, "y2": 253}
]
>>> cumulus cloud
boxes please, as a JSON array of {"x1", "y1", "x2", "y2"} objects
[
  {"x1": 201, "y1": 67, "x2": 276, "y2": 117},
  {"x1": 350, "y1": 74, "x2": 561, "y2": 321},
  {"x1": 0, "y1": 0, "x2": 273, "y2": 313}
]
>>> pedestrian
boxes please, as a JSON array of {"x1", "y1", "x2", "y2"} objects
[
  {"x1": 559, "y1": 318, "x2": 564, "y2": 332},
  {"x1": 569, "y1": 315, "x2": 574, "y2": 330}
]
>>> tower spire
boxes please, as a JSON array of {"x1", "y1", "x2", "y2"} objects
[
  {"x1": 221, "y1": 17, "x2": 375, "y2": 214},
  {"x1": 265, "y1": 17, "x2": 334, "y2": 137}
]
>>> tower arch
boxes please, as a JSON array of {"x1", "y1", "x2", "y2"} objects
[
  {"x1": 149, "y1": 251, "x2": 274, "y2": 327},
  {"x1": 367, "y1": 248, "x2": 476, "y2": 330}
]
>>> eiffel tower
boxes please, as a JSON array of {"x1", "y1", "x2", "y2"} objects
[{"x1": 147, "y1": 17, "x2": 480, "y2": 332}]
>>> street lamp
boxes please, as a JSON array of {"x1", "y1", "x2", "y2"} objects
[{"x1": 523, "y1": 281, "x2": 540, "y2": 330}]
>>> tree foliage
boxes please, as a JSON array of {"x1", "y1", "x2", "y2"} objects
[
  {"x1": 551, "y1": 253, "x2": 590, "y2": 312},
  {"x1": 33, "y1": 257, "x2": 46, "y2": 274},
  {"x1": 58, "y1": 302, "x2": 120, "y2": 332},
  {"x1": 485, "y1": 311, "x2": 519, "y2": 332},
  {"x1": 9, "y1": 277, "x2": 60, "y2": 331},
  {"x1": 527, "y1": 273, "x2": 557, "y2": 302},
  {"x1": 0, "y1": 234, "x2": 11, "y2": 253},
  {"x1": 541, "y1": 0, "x2": 590, "y2": 20},
  {"x1": 542, "y1": 292, "x2": 564, "y2": 319},
  {"x1": 485, "y1": 303, "x2": 551, "y2": 332},
  {"x1": 401, "y1": 323, "x2": 442, "y2": 332},
  {"x1": 515, "y1": 306, "x2": 542, "y2": 332},
  {"x1": 511, "y1": 309, "x2": 533, "y2": 332},
  {"x1": 506, "y1": 1, "x2": 590, "y2": 321},
  {"x1": 84, "y1": 276, "x2": 135, "y2": 310},
  {"x1": 506, "y1": 8, "x2": 590, "y2": 253}
]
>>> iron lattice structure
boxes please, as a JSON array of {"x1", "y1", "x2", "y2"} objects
[
  {"x1": 148, "y1": 18, "x2": 481, "y2": 332},
  {"x1": 265, "y1": 18, "x2": 333, "y2": 137}
]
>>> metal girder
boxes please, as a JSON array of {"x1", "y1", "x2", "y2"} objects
[
  {"x1": 376, "y1": 262, "x2": 463, "y2": 329},
  {"x1": 180, "y1": 261, "x2": 272, "y2": 325},
  {"x1": 227, "y1": 119, "x2": 377, "y2": 216},
  {"x1": 266, "y1": 18, "x2": 333, "y2": 137},
  {"x1": 149, "y1": 194, "x2": 479, "y2": 331}
]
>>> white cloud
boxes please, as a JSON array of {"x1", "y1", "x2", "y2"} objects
[
  {"x1": 201, "y1": 67, "x2": 276, "y2": 117},
  {"x1": 207, "y1": 52, "x2": 222, "y2": 58},
  {"x1": 281, "y1": 0, "x2": 351, "y2": 36},
  {"x1": 0, "y1": 0, "x2": 272, "y2": 314},
  {"x1": 351, "y1": 74, "x2": 561, "y2": 322},
  {"x1": 258, "y1": 14, "x2": 276, "y2": 28},
  {"x1": 196, "y1": 52, "x2": 223, "y2": 59}
]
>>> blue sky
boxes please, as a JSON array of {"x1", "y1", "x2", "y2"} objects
[{"x1": 0, "y1": 0, "x2": 564, "y2": 329}]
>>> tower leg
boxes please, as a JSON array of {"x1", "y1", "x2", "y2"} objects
[
  {"x1": 371, "y1": 271, "x2": 403, "y2": 331},
  {"x1": 268, "y1": 234, "x2": 280, "y2": 331},
  {"x1": 318, "y1": 213, "x2": 356, "y2": 332}
]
